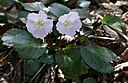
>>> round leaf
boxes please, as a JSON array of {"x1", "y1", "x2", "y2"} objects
[
  {"x1": 49, "y1": 3, "x2": 71, "y2": 17},
  {"x1": 77, "y1": 0, "x2": 91, "y2": 8},
  {"x1": 1, "y1": 28, "x2": 46, "y2": 59},
  {"x1": 80, "y1": 44, "x2": 114, "y2": 73},
  {"x1": 39, "y1": 54, "x2": 54, "y2": 64},
  {"x1": 24, "y1": 60, "x2": 40, "y2": 76},
  {"x1": 72, "y1": 8, "x2": 91, "y2": 18},
  {"x1": 21, "y1": 2, "x2": 47, "y2": 12},
  {"x1": 102, "y1": 14, "x2": 125, "y2": 32},
  {"x1": 56, "y1": 45, "x2": 87, "y2": 80},
  {"x1": 83, "y1": 77, "x2": 97, "y2": 83}
]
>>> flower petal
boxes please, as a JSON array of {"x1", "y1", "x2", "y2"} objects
[
  {"x1": 56, "y1": 11, "x2": 82, "y2": 37},
  {"x1": 58, "y1": 14, "x2": 68, "y2": 22},
  {"x1": 68, "y1": 12, "x2": 80, "y2": 21},
  {"x1": 26, "y1": 20, "x2": 37, "y2": 32},
  {"x1": 56, "y1": 22, "x2": 67, "y2": 34},
  {"x1": 27, "y1": 13, "x2": 40, "y2": 21},
  {"x1": 32, "y1": 28, "x2": 47, "y2": 39},
  {"x1": 43, "y1": 19, "x2": 53, "y2": 33},
  {"x1": 26, "y1": 11, "x2": 53, "y2": 39},
  {"x1": 66, "y1": 28, "x2": 76, "y2": 37},
  {"x1": 39, "y1": 10, "x2": 47, "y2": 19},
  {"x1": 56, "y1": 22, "x2": 76, "y2": 37},
  {"x1": 72, "y1": 19, "x2": 82, "y2": 30}
]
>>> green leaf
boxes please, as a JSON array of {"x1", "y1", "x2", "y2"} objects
[
  {"x1": 72, "y1": 9, "x2": 91, "y2": 18},
  {"x1": 1, "y1": 28, "x2": 46, "y2": 59},
  {"x1": 102, "y1": 14, "x2": 125, "y2": 32},
  {"x1": 83, "y1": 77, "x2": 97, "y2": 83},
  {"x1": 15, "y1": 45, "x2": 46, "y2": 59},
  {"x1": 6, "y1": 0, "x2": 14, "y2": 6},
  {"x1": 21, "y1": 2, "x2": 47, "y2": 12},
  {"x1": 56, "y1": 45, "x2": 86, "y2": 80},
  {"x1": 106, "y1": 48, "x2": 117, "y2": 61},
  {"x1": 49, "y1": 3, "x2": 71, "y2": 17},
  {"x1": 24, "y1": 60, "x2": 40, "y2": 76},
  {"x1": 0, "y1": 0, "x2": 4, "y2": 7},
  {"x1": 19, "y1": 11, "x2": 29, "y2": 23},
  {"x1": 0, "y1": 0, "x2": 14, "y2": 7},
  {"x1": 77, "y1": 0, "x2": 91, "y2": 8},
  {"x1": 0, "y1": 13, "x2": 6, "y2": 23},
  {"x1": 39, "y1": 54, "x2": 54, "y2": 64},
  {"x1": 80, "y1": 44, "x2": 114, "y2": 73},
  {"x1": 19, "y1": 11, "x2": 29, "y2": 18},
  {"x1": 52, "y1": 26, "x2": 60, "y2": 37}
]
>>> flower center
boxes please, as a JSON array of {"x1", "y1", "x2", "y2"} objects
[
  {"x1": 36, "y1": 19, "x2": 44, "y2": 28},
  {"x1": 63, "y1": 19, "x2": 72, "y2": 28}
]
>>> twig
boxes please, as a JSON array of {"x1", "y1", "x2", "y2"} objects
[
  {"x1": 29, "y1": 64, "x2": 46, "y2": 83},
  {"x1": 88, "y1": 35, "x2": 116, "y2": 40},
  {"x1": 22, "y1": 60, "x2": 26, "y2": 83},
  {"x1": 3, "y1": 48, "x2": 14, "y2": 60},
  {"x1": 12, "y1": 71, "x2": 16, "y2": 83},
  {"x1": 107, "y1": 24, "x2": 128, "y2": 42},
  {"x1": 115, "y1": 61, "x2": 128, "y2": 71}
]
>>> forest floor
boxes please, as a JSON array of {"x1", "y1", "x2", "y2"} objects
[{"x1": 0, "y1": 0, "x2": 128, "y2": 83}]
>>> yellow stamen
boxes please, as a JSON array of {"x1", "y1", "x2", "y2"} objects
[
  {"x1": 36, "y1": 19, "x2": 44, "y2": 28},
  {"x1": 63, "y1": 19, "x2": 72, "y2": 27}
]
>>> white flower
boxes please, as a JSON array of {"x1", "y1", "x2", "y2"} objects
[
  {"x1": 56, "y1": 12, "x2": 82, "y2": 37},
  {"x1": 26, "y1": 10, "x2": 53, "y2": 39}
]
